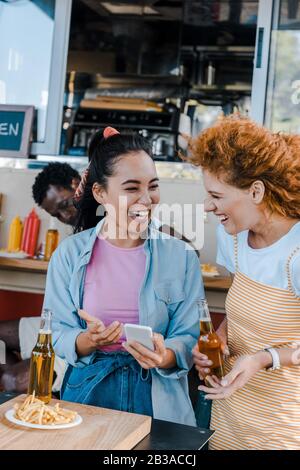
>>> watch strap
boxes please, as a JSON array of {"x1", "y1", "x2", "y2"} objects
[{"x1": 264, "y1": 347, "x2": 280, "y2": 371}]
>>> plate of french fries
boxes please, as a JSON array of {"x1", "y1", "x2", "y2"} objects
[
  {"x1": 5, "y1": 393, "x2": 82, "y2": 430},
  {"x1": 201, "y1": 263, "x2": 220, "y2": 277}
]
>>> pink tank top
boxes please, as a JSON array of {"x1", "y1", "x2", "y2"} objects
[{"x1": 83, "y1": 235, "x2": 146, "y2": 351}]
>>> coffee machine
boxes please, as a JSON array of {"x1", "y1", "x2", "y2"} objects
[{"x1": 63, "y1": 105, "x2": 181, "y2": 161}]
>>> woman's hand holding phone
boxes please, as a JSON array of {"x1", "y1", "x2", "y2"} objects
[{"x1": 123, "y1": 333, "x2": 173, "y2": 370}]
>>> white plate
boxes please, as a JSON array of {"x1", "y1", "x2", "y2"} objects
[
  {"x1": 0, "y1": 251, "x2": 29, "y2": 259},
  {"x1": 5, "y1": 408, "x2": 82, "y2": 430},
  {"x1": 202, "y1": 272, "x2": 220, "y2": 278}
]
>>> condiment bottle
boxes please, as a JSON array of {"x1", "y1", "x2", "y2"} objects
[
  {"x1": 21, "y1": 209, "x2": 40, "y2": 257},
  {"x1": 44, "y1": 217, "x2": 59, "y2": 261},
  {"x1": 197, "y1": 298, "x2": 225, "y2": 385},
  {"x1": 28, "y1": 309, "x2": 55, "y2": 403},
  {"x1": 7, "y1": 216, "x2": 23, "y2": 252}
]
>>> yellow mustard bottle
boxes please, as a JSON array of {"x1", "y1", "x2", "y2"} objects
[
  {"x1": 7, "y1": 216, "x2": 23, "y2": 252},
  {"x1": 44, "y1": 217, "x2": 59, "y2": 261}
]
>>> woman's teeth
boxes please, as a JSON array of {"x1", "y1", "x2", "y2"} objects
[
  {"x1": 218, "y1": 215, "x2": 229, "y2": 223},
  {"x1": 128, "y1": 210, "x2": 149, "y2": 219}
]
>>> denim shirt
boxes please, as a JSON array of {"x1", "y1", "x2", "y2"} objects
[{"x1": 43, "y1": 219, "x2": 204, "y2": 426}]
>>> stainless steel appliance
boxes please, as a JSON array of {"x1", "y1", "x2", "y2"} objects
[{"x1": 63, "y1": 106, "x2": 180, "y2": 161}]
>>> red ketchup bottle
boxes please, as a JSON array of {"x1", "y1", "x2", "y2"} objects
[{"x1": 21, "y1": 209, "x2": 41, "y2": 257}]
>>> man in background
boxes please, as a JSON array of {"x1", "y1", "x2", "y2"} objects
[{"x1": 0, "y1": 163, "x2": 80, "y2": 393}]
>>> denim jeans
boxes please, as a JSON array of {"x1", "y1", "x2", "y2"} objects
[{"x1": 61, "y1": 351, "x2": 153, "y2": 416}]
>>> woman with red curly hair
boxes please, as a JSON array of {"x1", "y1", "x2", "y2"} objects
[{"x1": 191, "y1": 116, "x2": 300, "y2": 450}]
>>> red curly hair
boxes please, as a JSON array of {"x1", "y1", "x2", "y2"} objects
[{"x1": 187, "y1": 115, "x2": 300, "y2": 219}]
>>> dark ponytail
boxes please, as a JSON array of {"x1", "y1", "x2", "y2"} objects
[{"x1": 74, "y1": 130, "x2": 153, "y2": 233}]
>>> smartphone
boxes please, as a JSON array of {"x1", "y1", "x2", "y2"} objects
[{"x1": 124, "y1": 324, "x2": 154, "y2": 351}]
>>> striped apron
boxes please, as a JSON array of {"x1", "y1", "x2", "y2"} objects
[{"x1": 209, "y1": 239, "x2": 300, "y2": 450}]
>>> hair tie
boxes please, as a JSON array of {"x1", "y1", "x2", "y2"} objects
[
  {"x1": 103, "y1": 126, "x2": 120, "y2": 139},
  {"x1": 73, "y1": 165, "x2": 90, "y2": 202}
]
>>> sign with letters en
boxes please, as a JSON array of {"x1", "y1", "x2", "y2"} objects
[{"x1": 0, "y1": 105, "x2": 34, "y2": 158}]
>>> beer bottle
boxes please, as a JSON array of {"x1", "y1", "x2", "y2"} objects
[
  {"x1": 28, "y1": 309, "x2": 55, "y2": 403},
  {"x1": 44, "y1": 217, "x2": 59, "y2": 261},
  {"x1": 197, "y1": 299, "x2": 225, "y2": 385}
]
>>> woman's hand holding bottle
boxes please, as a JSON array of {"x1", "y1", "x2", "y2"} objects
[
  {"x1": 193, "y1": 317, "x2": 229, "y2": 380},
  {"x1": 76, "y1": 309, "x2": 123, "y2": 356}
]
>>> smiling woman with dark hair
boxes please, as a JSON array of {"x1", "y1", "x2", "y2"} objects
[{"x1": 43, "y1": 127, "x2": 204, "y2": 425}]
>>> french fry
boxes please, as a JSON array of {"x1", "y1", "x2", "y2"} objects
[{"x1": 38, "y1": 405, "x2": 44, "y2": 425}]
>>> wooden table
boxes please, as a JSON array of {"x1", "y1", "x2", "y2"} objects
[
  {"x1": 0, "y1": 258, "x2": 48, "y2": 273},
  {"x1": 203, "y1": 275, "x2": 232, "y2": 292},
  {"x1": 0, "y1": 257, "x2": 48, "y2": 294},
  {"x1": 203, "y1": 275, "x2": 231, "y2": 314},
  {"x1": 0, "y1": 392, "x2": 213, "y2": 450},
  {"x1": 0, "y1": 394, "x2": 152, "y2": 450}
]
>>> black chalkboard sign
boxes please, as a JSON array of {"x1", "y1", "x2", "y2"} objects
[{"x1": 0, "y1": 105, "x2": 34, "y2": 157}]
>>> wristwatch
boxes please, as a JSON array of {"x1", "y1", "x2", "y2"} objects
[{"x1": 264, "y1": 347, "x2": 281, "y2": 371}]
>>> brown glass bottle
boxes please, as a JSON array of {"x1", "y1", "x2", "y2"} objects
[
  {"x1": 44, "y1": 217, "x2": 59, "y2": 261},
  {"x1": 28, "y1": 309, "x2": 55, "y2": 403},
  {"x1": 197, "y1": 299, "x2": 225, "y2": 385},
  {"x1": 44, "y1": 229, "x2": 59, "y2": 261}
]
